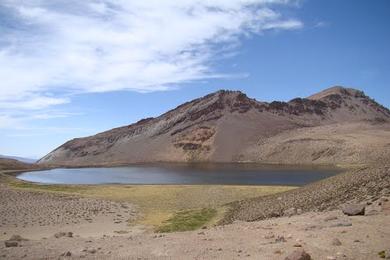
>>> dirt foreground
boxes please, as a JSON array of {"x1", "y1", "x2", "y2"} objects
[
  {"x1": 0, "y1": 180, "x2": 390, "y2": 259},
  {"x1": 1, "y1": 206, "x2": 389, "y2": 259}
]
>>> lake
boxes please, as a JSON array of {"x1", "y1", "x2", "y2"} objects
[{"x1": 17, "y1": 163, "x2": 340, "y2": 186}]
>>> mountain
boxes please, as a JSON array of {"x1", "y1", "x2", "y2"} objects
[
  {"x1": 38, "y1": 86, "x2": 390, "y2": 166},
  {"x1": 0, "y1": 155, "x2": 37, "y2": 164},
  {"x1": 0, "y1": 158, "x2": 36, "y2": 171}
]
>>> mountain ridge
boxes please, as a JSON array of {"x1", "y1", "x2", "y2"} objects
[{"x1": 38, "y1": 86, "x2": 390, "y2": 166}]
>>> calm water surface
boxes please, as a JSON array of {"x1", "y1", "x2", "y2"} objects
[{"x1": 17, "y1": 163, "x2": 339, "y2": 186}]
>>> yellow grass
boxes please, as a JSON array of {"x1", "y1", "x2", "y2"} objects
[{"x1": 4, "y1": 175, "x2": 295, "y2": 230}]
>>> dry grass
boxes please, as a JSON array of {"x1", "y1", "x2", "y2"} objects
[{"x1": 5, "y1": 176, "x2": 295, "y2": 229}]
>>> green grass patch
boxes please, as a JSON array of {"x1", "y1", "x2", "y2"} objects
[{"x1": 157, "y1": 208, "x2": 217, "y2": 233}]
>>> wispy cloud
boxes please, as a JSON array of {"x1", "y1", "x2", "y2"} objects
[
  {"x1": 0, "y1": 0, "x2": 302, "y2": 128},
  {"x1": 314, "y1": 21, "x2": 329, "y2": 28}
]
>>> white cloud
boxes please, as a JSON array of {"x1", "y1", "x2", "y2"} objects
[
  {"x1": 314, "y1": 21, "x2": 329, "y2": 28},
  {"x1": 0, "y1": 0, "x2": 302, "y2": 128},
  {"x1": 0, "y1": 96, "x2": 69, "y2": 110}
]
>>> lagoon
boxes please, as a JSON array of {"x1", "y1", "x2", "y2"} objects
[{"x1": 17, "y1": 163, "x2": 339, "y2": 186}]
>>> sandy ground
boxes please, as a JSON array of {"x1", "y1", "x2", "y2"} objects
[
  {"x1": 1, "y1": 182, "x2": 389, "y2": 259},
  {"x1": 0, "y1": 184, "x2": 138, "y2": 240}
]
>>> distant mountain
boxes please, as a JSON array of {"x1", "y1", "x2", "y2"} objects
[
  {"x1": 0, "y1": 157, "x2": 37, "y2": 171},
  {"x1": 0, "y1": 155, "x2": 36, "y2": 164},
  {"x1": 38, "y1": 86, "x2": 390, "y2": 166}
]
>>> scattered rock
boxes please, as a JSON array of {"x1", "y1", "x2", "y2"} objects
[
  {"x1": 54, "y1": 232, "x2": 66, "y2": 238},
  {"x1": 275, "y1": 236, "x2": 287, "y2": 243},
  {"x1": 324, "y1": 215, "x2": 338, "y2": 222},
  {"x1": 293, "y1": 244, "x2": 302, "y2": 247},
  {"x1": 365, "y1": 205, "x2": 381, "y2": 216},
  {"x1": 329, "y1": 221, "x2": 352, "y2": 227},
  {"x1": 284, "y1": 208, "x2": 297, "y2": 217},
  {"x1": 4, "y1": 241, "x2": 18, "y2": 247},
  {"x1": 341, "y1": 204, "x2": 365, "y2": 216},
  {"x1": 284, "y1": 249, "x2": 311, "y2": 260},
  {"x1": 114, "y1": 230, "x2": 129, "y2": 234},
  {"x1": 332, "y1": 238, "x2": 342, "y2": 246},
  {"x1": 8, "y1": 235, "x2": 28, "y2": 242},
  {"x1": 87, "y1": 249, "x2": 97, "y2": 254},
  {"x1": 336, "y1": 252, "x2": 346, "y2": 258},
  {"x1": 61, "y1": 251, "x2": 72, "y2": 257},
  {"x1": 274, "y1": 249, "x2": 282, "y2": 254},
  {"x1": 264, "y1": 233, "x2": 275, "y2": 239}
]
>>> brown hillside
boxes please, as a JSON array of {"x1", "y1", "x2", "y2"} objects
[{"x1": 38, "y1": 86, "x2": 390, "y2": 166}]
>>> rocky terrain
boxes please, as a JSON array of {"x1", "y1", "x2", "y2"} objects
[
  {"x1": 38, "y1": 86, "x2": 390, "y2": 166},
  {"x1": 222, "y1": 164, "x2": 390, "y2": 223}
]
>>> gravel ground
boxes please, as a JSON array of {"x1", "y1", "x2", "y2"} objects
[{"x1": 1, "y1": 208, "x2": 389, "y2": 259}]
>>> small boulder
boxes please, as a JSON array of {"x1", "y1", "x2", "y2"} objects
[
  {"x1": 329, "y1": 221, "x2": 352, "y2": 227},
  {"x1": 274, "y1": 249, "x2": 282, "y2": 254},
  {"x1": 54, "y1": 231, "x2": 73, "y2": 238},
  {"x1": 285, "y1": 249, "x2": 311, "y2": 260},
  {"x1": 324, "y1": 215, "x2": 338, "y2": 222},
  {"x1": 341, "y1": 204, "x2": 365, "y2": 216},
  {"x1": 87, "y1": 248, "x2": 97, "y2": 254},
  {"x1": 386, "y1": 249, "x2": 390, "y2": 259},
  {"x1": 9, "y1": 235, "x2": 28, "y2": 242},
  {"x1": 4, "y1": 241, "x2": 18, "y2": 247},
  {"x1": 331, "y1": 238, "x2": 342, "y2": 246},
  {"x1": 54, "y1": 232, "x2": 66, "y2": 238},
  {"x1": 275, "y1": 236, "x2": 287, "y2": 243},
  {"x1": 264, "y1": 233, "x2": 275, "y2": 239},
  {"x1": 61, "y1": 251, "x2": 72, "y2": 257},
  {"x1": 284, "y1": 208, "x2": 297, "y2": 217}
]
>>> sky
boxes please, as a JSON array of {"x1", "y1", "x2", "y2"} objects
[{"x1": 0, "y1": 0, "x2": 389, "y2": 159}]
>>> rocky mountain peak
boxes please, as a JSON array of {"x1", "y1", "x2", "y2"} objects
[{"x1": 308, "y1": 86, "x2": 366, "y2": 100}]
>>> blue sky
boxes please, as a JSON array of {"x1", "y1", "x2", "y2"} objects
[{"x1": 0, "y1": 0, "x2": 389, "y2": 159}]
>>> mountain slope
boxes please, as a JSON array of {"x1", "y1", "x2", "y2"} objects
[
  {"x1": 0, "y1": 155, "x2": 37, "y2": 164},
  {"x1": 38, "y1": 86, "x2": 390, "y2": 166}
]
